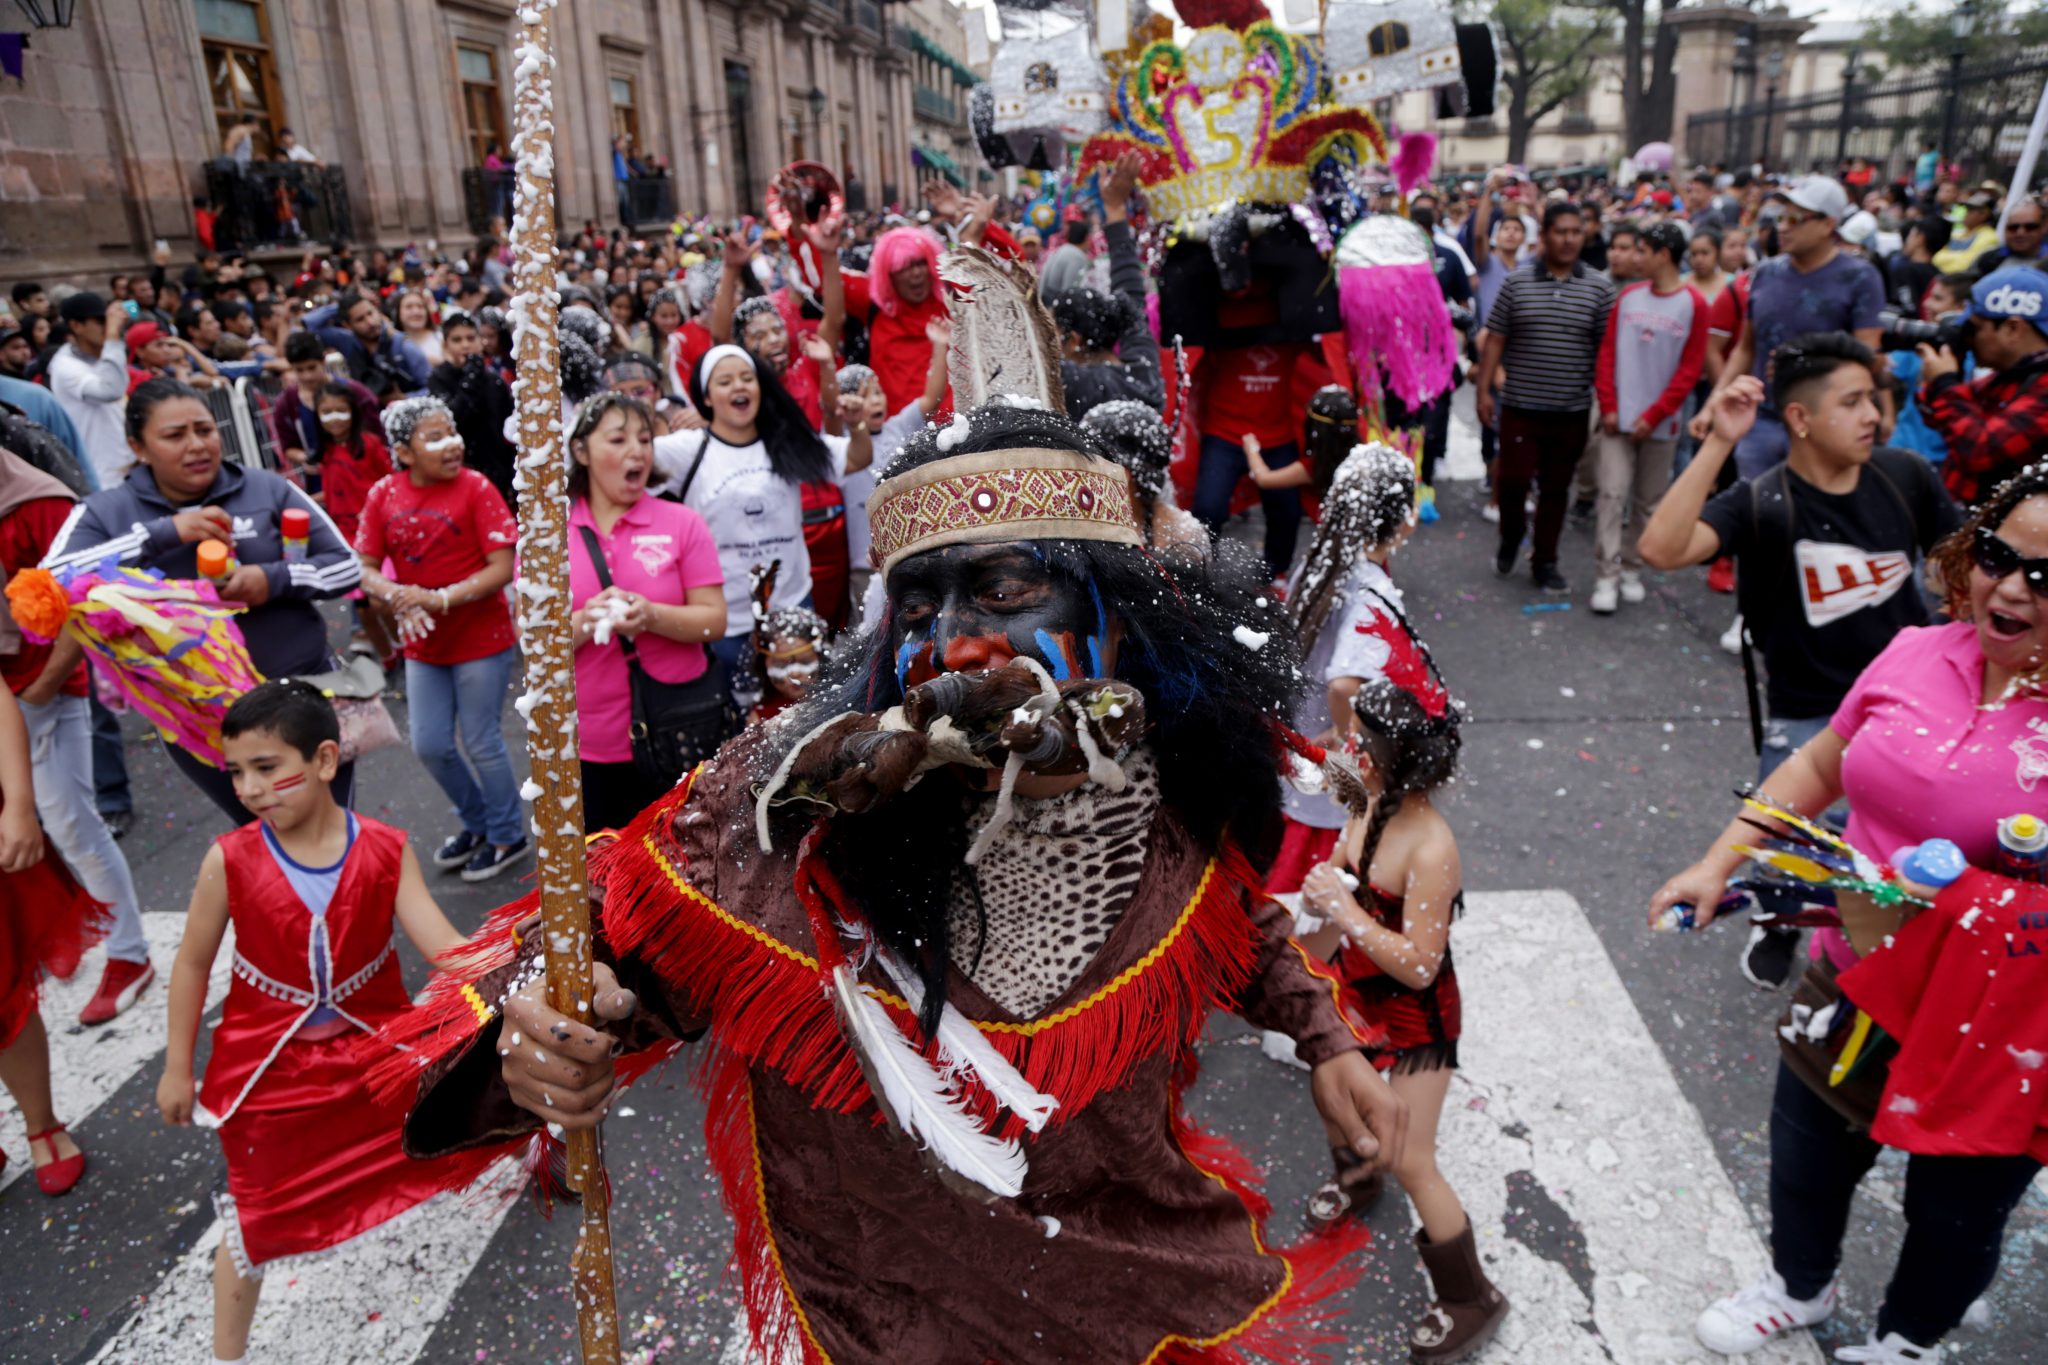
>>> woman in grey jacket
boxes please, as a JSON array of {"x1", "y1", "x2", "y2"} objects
[{"x1": 42, "y1": 378, "x2": 362, "y2": 822}]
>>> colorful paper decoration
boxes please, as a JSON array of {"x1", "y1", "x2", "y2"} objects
[
  {"x1": 1074, "y1": 21, "x2": 1386, "y2": 223},
  {"x1": 5, "y1": 562, "x2": 264, "y2": 768}
]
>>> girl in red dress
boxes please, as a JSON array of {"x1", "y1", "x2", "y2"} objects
[
  {"x1": 0, "y1": 683, "x2": 101, "y2": 1196},
  {"x1": 1296, "y1": 677, "x2": 1510, "y2": 1364},
  {"x1": 155, "y1": 682, "x2": 497, "y2": 1364}
]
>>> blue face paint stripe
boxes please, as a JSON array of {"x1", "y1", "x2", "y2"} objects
[
  {"x1": 895, "y1": 638, "x2": 921, "y2": 690},
  {"x1": 1034, "y1": 629, "x2": 1072, "y2": 681},
  {"x1": 1087, "y1": 579, "x2": 1108, "y2": 678}
]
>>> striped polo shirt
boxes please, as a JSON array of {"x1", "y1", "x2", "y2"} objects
[{"x1": 1485, "y1": 258, "x2": 1618, "y2": 413}]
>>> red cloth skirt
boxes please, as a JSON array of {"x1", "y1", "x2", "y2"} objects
[
  {"x1": 214, "y1": 1029, "x2": 499, "y2": 1271},
  {"x1": 1264, "y1": 817, "x2": 1341, "y2": 895},
  {"x1": 0, "y1": 852, "x2": 106, "y2": 1050}
]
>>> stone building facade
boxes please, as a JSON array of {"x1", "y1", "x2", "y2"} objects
[
  {"x1": 0, "y1": 0, "x2": 930, "y2": 281},
  {"x1": 900, "y1": 0, "x2": 986, "y2": 191}
]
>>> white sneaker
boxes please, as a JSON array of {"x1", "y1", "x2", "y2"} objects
[
  {"x1": 1259, "y1": 1029, "x2": 1310, "y2": 1071},
  {"x1": 1721, "y1": 613, "x2": 1745, "y2": 656},
  {"x1": 1834, "y1": 1331, "x2": 1944, "y2": 1363},
  {"x1": 1480, "y1": 501, "x2": 1500, "y2": 523},
  {"x1": 1590, "y1": 578, "x2": 1619, "y2": 614},
  {"x1": 1694, "y1": 1269, "x2": 1837, "y2": 1355},
  {"x1": 1619, "y1": 571, "x2": 1646, "y2": 604}
]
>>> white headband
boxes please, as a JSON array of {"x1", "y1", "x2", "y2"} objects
[{"x1": 696, "y1": 343, "x2": 756, "y2": 391}]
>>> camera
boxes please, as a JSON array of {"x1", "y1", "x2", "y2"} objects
[{"x1": 1878, "y1": 309, "x2": 1969, "y2": 353}]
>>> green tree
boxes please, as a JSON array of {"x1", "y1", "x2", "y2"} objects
[
  {"x1": 1869, "y1": 1, "x2": 2048, "y2": 178},
  {"x1": 1490, "y1": 0, "x2": 1608, "y2": 164}
]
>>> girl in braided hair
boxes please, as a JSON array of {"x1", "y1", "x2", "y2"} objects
[
  {"x1": 1296, "y1": 675, "x2": 1508, "y2": 1364},
  {"x1": 1266, "y1": 442, "x2": 1421, "y2": 898}
]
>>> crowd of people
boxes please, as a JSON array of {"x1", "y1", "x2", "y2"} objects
[{"x1": 0, "y1": 141, "x2": 2042, "y2": 1365}]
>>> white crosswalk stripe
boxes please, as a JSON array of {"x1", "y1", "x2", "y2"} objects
[
  {"x1": 17, "y1": 890, "x2": 2000, "y2": 1363},
  {"x1": 0, "y1": 913, "x2": 232, "y2": 1195}
]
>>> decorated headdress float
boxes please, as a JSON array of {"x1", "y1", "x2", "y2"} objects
[{"x1": 972, "y1": 0, "x2": 1490, "y2": 406}]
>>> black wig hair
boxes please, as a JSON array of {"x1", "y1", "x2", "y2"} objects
[
  {"x1": 1301, "y1": 384, "x2": 1360, "y2": 507},
  {"x1": 764, "y1": 401, "x2": 1301, "y2": 1034},
  {"x1": 686, "y1": 349, "x2": 835, "y2": 489},
  {"x1": 1080, "y1": 398, "x2": 1173, "y2": 505},
  {"x1": 1046, "y1": 286, "x2": 1137, "y2": 355}
]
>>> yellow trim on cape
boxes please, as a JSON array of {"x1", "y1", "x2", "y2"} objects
[
  {"x1": 640, "y1": 823, "x2": 1221, "y2": 1036},
  {"x1": 1143, "y1": 1121, "x2": 1294, "y2": 1361},
  {"x1": 746, "y1": 1080, "x2": 835, "y2": 1364}
]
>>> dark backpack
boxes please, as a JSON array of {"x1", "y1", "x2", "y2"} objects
[{"x1": 0, "y1": 403, "x2": 90, "y2": 496}]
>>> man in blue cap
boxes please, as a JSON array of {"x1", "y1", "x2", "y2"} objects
[{"x1": 1919, "y1": 265, "x2": 2048, "y2": 504}]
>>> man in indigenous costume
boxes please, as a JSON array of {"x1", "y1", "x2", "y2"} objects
[{"x1": 387, "y1": 246, "x2": 1410, "y2": 1364}]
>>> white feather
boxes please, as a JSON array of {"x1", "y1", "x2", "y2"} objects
[
  {"x1": 938, "y1": 246, "x2": 1065, "y2": 414},
  {"x1": 876, "y1": 951, "x2": 1058, "y2": 1133},
  {"x1": 831, "y1": 965, "x2": 1028, "y2": 1200}
]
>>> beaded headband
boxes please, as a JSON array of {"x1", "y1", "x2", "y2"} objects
[{"x1": 867, "y1": 447, "x2": 1143, "y2": 575}]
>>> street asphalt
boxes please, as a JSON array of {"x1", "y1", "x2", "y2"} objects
[{"x1": 1, "y1": 411, "x2": 2042, "y2": 1363}]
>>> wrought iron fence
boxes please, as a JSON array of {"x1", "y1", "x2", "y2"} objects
[
  {"x1": 1687, "y1": 52, "x2": 2048, "y2": 182},
  {"x1": 202, "y1": 161, "x2": 352, "y2": 251}
]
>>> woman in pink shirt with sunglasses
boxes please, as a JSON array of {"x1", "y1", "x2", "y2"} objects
[{"x1": 1650, "y1": 463, "x2": 2048, "y2": 1365}]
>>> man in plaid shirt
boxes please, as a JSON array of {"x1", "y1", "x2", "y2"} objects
[{"x1": 1920, "y1": 266, "x2": 2048, "y2": 505}]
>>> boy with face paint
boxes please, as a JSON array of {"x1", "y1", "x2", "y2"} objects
[
  {"x1": 400, "y1": 399, "x2": 1413, "y2": 1365},
  {"x1": 157, "y1": 682, "x2": 495, "y2": 1365}
]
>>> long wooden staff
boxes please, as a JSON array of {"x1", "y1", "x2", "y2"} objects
[{"x1": 506, "y1": 2, "x2": 623, "y2": 1360}]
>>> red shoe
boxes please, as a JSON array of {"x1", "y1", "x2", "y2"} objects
[
  {"x1": 79, "y1": 957, "x2": 154, "y2": 1026},
  {"x1": 1706, "y1": 555, "x2": 1736, "y2": 595},
  {"x1": 27, "y1": 1124, "x2": 86, "y2": 1196}
]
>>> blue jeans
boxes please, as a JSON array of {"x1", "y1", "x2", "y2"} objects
[
  {"x1": 1192, "y1": 436, "x2": 1302, "y2": 577},
  {"x1": 88, "y1": 685, "x2": 130, "y2": 816},
  {"x1": 1768, "y1": 1062, "x2": 2039, "y2": 1346},
  {"x1": 23, "y1": 695, "x2": 147, "y2": 964},
  {"x1": 406, "y1": 647, "x2": 525, "y2": 846},
  {"x1": 1735, "y1": 408, "x2": 1790, "y2": 480}
]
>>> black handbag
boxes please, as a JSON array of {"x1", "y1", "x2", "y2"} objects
[{"x1": 576, "y1": 524, "x2": 735, "y2": 783}]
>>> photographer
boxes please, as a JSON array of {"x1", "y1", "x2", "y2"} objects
[
  {"x1": 1918, "y1": 266, "x2": 2048, "y2": 505},
  {"x1": 306, "y1": 290, "x2": 429, "y2": 403}
]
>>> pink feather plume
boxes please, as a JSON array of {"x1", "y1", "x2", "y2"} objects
[{"x1": 1392, "y1": 132, "x2": 1437, "y2": 197}]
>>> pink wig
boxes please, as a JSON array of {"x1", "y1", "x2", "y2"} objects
[{"x1": 870, "y1": 227, "x2": 941, "y2": 318}]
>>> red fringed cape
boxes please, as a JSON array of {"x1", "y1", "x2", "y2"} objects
[{"x1": 386, "y1": 735, "x2": 1376, "y2": 1365}]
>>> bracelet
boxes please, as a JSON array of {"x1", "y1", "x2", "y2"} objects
[{"x1": 439, "y1": 589, "x2": 452, "y2": 613}]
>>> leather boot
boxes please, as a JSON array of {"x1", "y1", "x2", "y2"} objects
[{"x1": 1410, "y1": 1221, "x2": 1509, "y2": 1362}]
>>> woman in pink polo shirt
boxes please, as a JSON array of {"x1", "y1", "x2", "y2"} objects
[
  {"x1": 565, "y1": 394, "x2": 726, "y2": 832},
  {"x1": 1649, "y1": 464, "x2": 2048, "y2": 1363}
]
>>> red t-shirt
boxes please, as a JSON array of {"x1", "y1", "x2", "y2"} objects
[
  {"x1": 318, "y1": 433, "x2": 394, "y2": 548},
  {"x1": 844, "y1": 272, "x2": 948, "y2": 414},
  {"x1": 354, "y1": 469, "x2": 519, "y2": 666},
  {"x1": 1199, "y1": 343, "x2": 1311, "y2": 446},
  {"x1": 673, "y1": 320, "x2": 715, "y2": 396},
  {"x1": 0, "y1": 498, "x2": 87, "y2": 698},
  {"x1": 1840, "y1": 867, "x2": 2048, "y2": 1163}
]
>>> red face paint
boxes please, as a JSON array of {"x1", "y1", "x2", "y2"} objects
[
  {"x1": 939, "y1": 631, "x2": 1018, "y2": 675},
  {"x1": 269, "y1": 772, "x2": 307, "y2": 793}
]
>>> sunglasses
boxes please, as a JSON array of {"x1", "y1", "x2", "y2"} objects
[{"x1": 1971, "y1": 525, "x2": 2048, "y2": 595}]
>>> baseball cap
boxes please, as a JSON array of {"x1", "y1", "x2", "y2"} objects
[
  {"x1": 1963, "y1": 189, "x2": 1999, "y2": 210},
  {"x1": 1839, "y1": 210, "x2": 1879, "y2": 247},
  {"x1": 124, "y1": 321, "x2": 162, "y2": 352},
  {"x1": 1968, "y1": 267, "x2": 2048, "y2": 327},
  {"x1": 57, "y1": 291, "x2": 108, "y2": 325},
  {"x1": 1769, "y1": 175, "x2": 1850, "y2": 222}
]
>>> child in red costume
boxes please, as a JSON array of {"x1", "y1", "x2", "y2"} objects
[
  {"x1": 155, "y1": 682, "x2": 497, "y2": 1365},
  {"x1": 1295, "y1": 674, "x2": 1505, "y2": 1364},
  {"x1": 0, "y1": 683, "x2": 102, "y2": 1196}
]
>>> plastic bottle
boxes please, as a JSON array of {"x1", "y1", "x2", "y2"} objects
[
  {"x1": 195, "y1": 539, "x2": 235, "y2": 580},
  {"x1": 1892, "y1": 838, "x2": 1968, "y2": 890},
  {"x1": 1996, "y1": 814, "x2": 2048, "y2": 882},
  {"x1": 1652, "y1": 891, "x2": 1747, "y2": 933},
  {"x1": 280, "y1": 507, "x2": 310, "y2": 563}
]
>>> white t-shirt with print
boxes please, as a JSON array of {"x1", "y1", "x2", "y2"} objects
[{"x1": 651, "y1": 428, "x2": 849, "y2": 636}]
